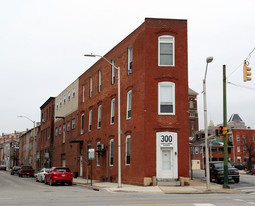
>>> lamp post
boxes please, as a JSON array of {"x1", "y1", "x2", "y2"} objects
[
  {"x1": 17, "y1": 115, "x2": 36, "y2": 169},
  {"x1": 84, "y1": 53, "x2": 122, "y2": 188},
  {"x1": 203, "y1": 56, "x2": 213, "y2": 191}
]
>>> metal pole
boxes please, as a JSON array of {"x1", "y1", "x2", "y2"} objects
[
  {"x1": 117, "y1": 66, "x2": 122, "y2": 188},
  {"x1": 223, "y1": 65, "x2": 229, "y2": 188},
  {"x1": 33, "y1": 121, "x2": 36, "y2": 170},
  {"x1": 203, "y1": 77, "x2": 210, "y2": 191}
]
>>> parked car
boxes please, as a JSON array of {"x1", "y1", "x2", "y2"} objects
[
  {"x1": 250, "y1": 165, "x2": 255, "y2": 175},
  {"x1": 18, "y1": 165, "x2": 35, "y2": 177},
  {"x1": 232, "y1": 162, "x2": 247, "y2": 170},
  {"x1": 44, "y1": 167, "x2": 73, "y2": 186},
  {"x1": 0, "y1": 165, "x2": 6, "y2": 171},
  {"x1": 35, "y1": 168, "x2": 51, "y2": 182},
  {"x1": 210, "y1": 161, "x2": 240, "y2": 183},
  {"x1": 10, "y1": 166, "x2": 21, "y2": 175}
]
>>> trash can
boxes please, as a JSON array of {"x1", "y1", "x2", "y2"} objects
[{"x1": 73, "y1": 172, "x2": 78, "y2": 178}]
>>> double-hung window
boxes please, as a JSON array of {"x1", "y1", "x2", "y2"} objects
[
  {"x1": 126, "y1": 135, "x2": 131, "y2": 165},
  {"x1": 158, "y1": 82, "x2": 175, "y2": 115},
  {"x1": 88, "y1": 109, "x2": 92, "y2": 131},
  {"x1": 111, "y1": 59, "x2": 115, "y2": 84},
  {"x1": 127, "y1": 46, "x2": 133, "y2": 74},
  {"x1": 97, "y1": 142, "x2": 100, "y2": 166},
  {"x1": 82, "y1": 84, "x2": 85, "y2": 103},
  {"x1": 110, "y1": 98, "x2": 115, "y2": 124},
  {"x1": 81, "y1": 114, "x2": 84, "y2": 134},
  {"x1": 72, "y1": 118, "x2": 75, "y2": 129},
  {"x1": 126, "y1": 90, "x2": 132, "y2": 119},
  {"x1": 89, "y1": 76, "x2": 92, "y2": 98},
  {"x1": 98, "y1": 105, "x2": 102, "y2": 129},
  {"x1": 158, "y1": 35, "x2": 175, "y2": 66},
  {"x1": 109, "y1": 139, "x2": 114, "y2": 166},
  {"x1": 98, "y1": 69, "x2": 102, "y2": 92}
]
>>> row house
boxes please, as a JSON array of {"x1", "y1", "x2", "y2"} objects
[
  {"x1": 19, "y1": 126, "x2": 40, "y2": 169},
  {"x1": 0, "y1": 131, "x2": 23, "y2": 166},
  {"x1": 53, "y1": 79, "x2": 80, "y2": 175},
  {"x1": 77, "y1": 18, "x2": 189, "y2": 185},
  {"x1": 230, "y1": 128, "x2": 255, "y2": 166},
  {"x1": 37, "y1": 97, "x2": 55, "y2": 169}
]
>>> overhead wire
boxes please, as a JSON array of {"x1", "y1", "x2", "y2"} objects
[{"x1": 227, "y1": 81, "x2": 255, "y2": 90}]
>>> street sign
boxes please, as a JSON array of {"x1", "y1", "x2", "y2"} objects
[{"x1": 88, "y1": 149, "x2": 95, "y2": 160}]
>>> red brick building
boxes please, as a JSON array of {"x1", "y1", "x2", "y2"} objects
[
  {"x1": 37, "y1": 97, "x2": 55, "y2": 169},
  {"x1": 78, "y1": 18, "x2": 189, "y2": 185},
  {"x1": 230, "y1": 128, "x2": 255, "y2": 165}
]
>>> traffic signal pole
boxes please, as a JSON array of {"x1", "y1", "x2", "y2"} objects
[{"x1": 223, "y1": 65, "x2": 229, "y2": 188}]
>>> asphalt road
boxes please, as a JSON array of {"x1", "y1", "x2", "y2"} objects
[{"x1": 1, "y1": 170, "x2": 255, "y2": 206}]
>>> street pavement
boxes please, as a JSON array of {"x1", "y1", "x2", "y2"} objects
[{"x1": 73, "y1": 170, "x2": 245, "y2": 194}]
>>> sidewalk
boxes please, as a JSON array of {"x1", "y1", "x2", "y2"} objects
[{"x1": 73, "y1": 177, "x2": 244, "y2": 194}]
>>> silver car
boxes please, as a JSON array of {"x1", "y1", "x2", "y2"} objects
[{"x1": 36, "y1": 168, "x2": 51, "y2": 183}]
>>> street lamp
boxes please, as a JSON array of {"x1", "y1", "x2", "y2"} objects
[
  {"x1": 84, "y1": 53, "x2": 122, "y2": 188},
  {"x1": 203, "y1": 56, "x2": 213, "y2": 191},
  {"x1": 17, "y1": 115, "x2": 36, "y2": 169}
]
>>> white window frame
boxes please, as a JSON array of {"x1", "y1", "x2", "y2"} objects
[
  {"x1": 96, "y1": 142, "x2": 100, "y2": 166},
  {"x1": 72, "y1": 118, "x2": 75, "y2": 130},
  {"x1": 72, "y1": 88, "x2": 75, "y2": 98},
  {"x1": 63, "y1": 95, "x2": 66, "y2": 104},
  {"x1": 158, "y1": 81, "x2": 175, "y2": 115},
  {"x1": 97, "y1": 105, "x2": 102, "y2": 129},
  {"x1": 67, "y1": 121, "x2": 70, "y2": 132},
  {"x1": 81, "y1": 114, "x2": 84, "y2": 135},
  {"x1": 237, "y1": 146, "x2": 240, "y2": 153},
  {"x1": 88, "y1": 109, "x2": 92, "y2": 131},
  {"x1": 195, "y1": 147, "x2": 199, "y2": 154},
  {"x1": 126, "y1": 90, "x2": 132, "y2": 120},
  {"x1": 68, "y1": 92, "x2": 71, "y2": 101},
  {"x1": 110, "y1": 98, "x2": 115, "y2": 124},
  {"x1": 125, "y1": 135, "x2": 131, "y2": 165},
  {"x1": 55, "y1": 127, "x2": 58, "y2": 136},
  {"x1": 59, "y1": 125, "x2": 62, "y2": 135},
  {"x1": 109, "y1": 139, "x2": 114, "y2": 166},
  {"x1": 82, "y1": 84, "x2": 85, "y2": 103},
  {"x1": 237, "y1": 135, "x2": 240, "y2": 142},
  {"x1": 111, "y1": 59, "x2": 115, "y2": 84},
  {"x1": 98, "y1": 69, "x2": 102, "y2": 92},
  {"x1": 158, "y1": 35, "x2": 175, "y2": 66},
  {"x1": 127, "y1": 46, "x2": 133, "y2": 75},
  {"x1": 89, "y1": 76, "x2": 92, "y2": 98}
]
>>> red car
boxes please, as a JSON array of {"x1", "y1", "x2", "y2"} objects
[
  {"x1": 0, "y1": 165, "x2": 6, "y2": 171},
  {"x1": 44, "y1": 167, "x2": 73, "y2": 186}
]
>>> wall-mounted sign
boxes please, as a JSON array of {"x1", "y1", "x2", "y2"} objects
[{"x1": 160, "y1": 134, "x2": 173, "y2": 147}]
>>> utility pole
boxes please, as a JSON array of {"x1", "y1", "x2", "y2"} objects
[{"x1": 223, "y1": 65, "x2": 229, "y2": 188}]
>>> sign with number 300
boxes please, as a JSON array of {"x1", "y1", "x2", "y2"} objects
[{"x1": 160, "y1": 134, "x2": 173, "y2": 147}]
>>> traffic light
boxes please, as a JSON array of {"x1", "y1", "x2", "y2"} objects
[
  {"x1": 218, "y1": 126, "x2": 223, "y2": 135},
  {"x1": 243, "y1": 61, "x2": 252, "y2": 82}
]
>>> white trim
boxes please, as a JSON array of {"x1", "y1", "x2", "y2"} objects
[
  {"x1": 127, "y1": 46, "x2": 133, "y2": 74},
  {"x1": 158, "y1": 81, "x2": 175, "y2": 115},
  {"x1": 98, "y1": 69, "x2": 102, "y2": 93},
  {"x1": 125, "y1": 135, "x2": 131, "y2": 165},
  {"x1": 81, "y1": 114, "x2": 84, "y2": 134},
  {"x1": 97, "y1": 105, "x2": 102, "y2": 129},
  {"x1": 158, "y1": 35, "x2": 175, "y2": 67},
  {"x1": 88, "y1": 109, "x2": 92, "y2": 131},
  {"x1": 89, "y1": 76, "x2": 92, "y2": 98},
  {"x1": 110, "y1": 98, "x2": 115, "y2": 124},
  {"x1": 126, "y1": 90, "x2": 132, "y2": 119},
  {"x1": 111, "y1": 59, "x2": 115, "y2": 84},
  {"x1": 109, "y1": 139, "x2": 114, "y2": 166},
  {"x1": 82, "y1": 85, "x2": 85, "y2": 103}
]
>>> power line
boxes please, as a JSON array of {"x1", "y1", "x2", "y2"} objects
[{"x1": 228, "y1": 81, "x2": 255, "y2": 90}]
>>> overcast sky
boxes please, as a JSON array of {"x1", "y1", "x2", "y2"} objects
[{"x1": 1, "y1": 0, "x2": 255, "y2": 135}]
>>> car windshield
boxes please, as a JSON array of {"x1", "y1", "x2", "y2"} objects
[
  {"x1": 54, "y1": 168, "x2": 70, "y2": 172},
  {"x1": 45, "y1": 168, "x2": 51, "y2": 172},
  {"x1": 22, "y1": 166, "x2": 33, "y2": 169},
  {"x1": 214, "y1": 162, "x2": 232, "y2": 169}
]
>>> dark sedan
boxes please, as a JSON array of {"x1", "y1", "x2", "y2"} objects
[
  {"x1": 10, "y1": 166, "x2": 21, "y2": 175},
  {"x1": 210, "y1": 161, "x2": 240, "y2": 184}
]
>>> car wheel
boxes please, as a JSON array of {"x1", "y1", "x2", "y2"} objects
[
  {"x1": 216, "y1": 176, "x2": 221, "y2": 184},
  {"x1": 69, "y1": 182, "x2": 73, "y2": 186},
  {"x1": 50, "y1": 178, "x2": 54, "y2": 186},
  {"x1": 234, "y1": 178, "x2": 240, "y2": 183}
]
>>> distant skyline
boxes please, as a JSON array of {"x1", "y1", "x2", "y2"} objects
[{"x1": 1, "y1": 0, "x2": 255, "y2": 134}]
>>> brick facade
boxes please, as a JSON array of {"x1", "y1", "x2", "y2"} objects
[{"x1": 78, "y1": 18, "x2": 189, "y2": 185}]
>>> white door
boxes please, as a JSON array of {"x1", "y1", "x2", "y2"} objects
[
  {"x1": 80, "y1": 155, "x2": 83, "y2": 177},
  {"x1": 62, "y1": 159, "x2": 66, "y2": 167},
  {"x1": 156, "y1": 132, "x2": 178, "y2": 179}
]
